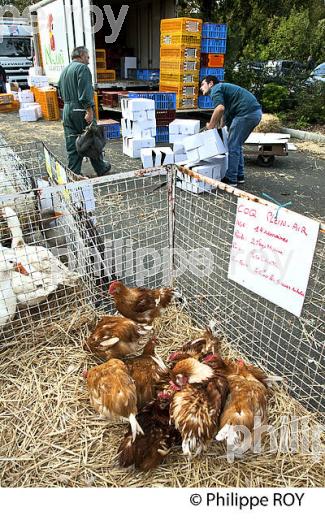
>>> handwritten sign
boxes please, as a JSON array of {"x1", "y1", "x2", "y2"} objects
[{"x1": 228, "y1": 200, "x2": 319, "y2": 317}]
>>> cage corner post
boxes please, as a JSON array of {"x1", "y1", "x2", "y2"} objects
[{"x1": 167, "y1": 164, "x2": 177, "y2": 286}]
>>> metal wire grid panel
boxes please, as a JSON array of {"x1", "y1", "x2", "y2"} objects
[
  {"x1": 172, "y1": 167, "x2": 324, "y2": 418},
  {"x1": 0, "y1": 140, "x2": 170, "y2": 347},
  {"x1": 0, "y1": 140, "x2": 324, "y2": 418}
]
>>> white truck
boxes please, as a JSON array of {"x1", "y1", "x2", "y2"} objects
[
  {"x1": 0, "y1": 18, "x2": 33, "y2": 87},
  {"x1": 30, "y1": 0, "x2": 176, "y2": 86}
]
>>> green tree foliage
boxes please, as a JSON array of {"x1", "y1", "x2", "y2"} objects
[{"x1": 179, "y1": 0, "x2": 325, "y2": 64}]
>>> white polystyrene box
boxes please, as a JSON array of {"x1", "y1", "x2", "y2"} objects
[
  {"x1": 140, "y1": 147, "x2": 174, "y2": 168},
  {"x1": 19, "y1": 105, "x2": 41, "y2": 122},
  {"x1": 169, "y1": 119, "x2": 200, "y2": 136},
  {"x1": 173, "y1": 142, "x2": 186, "y2": 154},
  {"x1": 158, "y1": 147, "x2": 174, "y2": 165},
  {"x1": 123, "y1": 137, "x2": 155, "y2": 158},
  {"x1": 178, "y1": 119, "x2": 200, "y2": 135},
  {"x1": 183, "y1": 129, "x2": 227, "y2": 161},
  {"x1": 169, "y1": 134, "x2": 187, "y2": 144},
  {"x1": 18, "y1": 90, "x2": 34, "y2": 103},
  {"x1": 174, "y1": 153, "x2": 188, "y2": 163}
]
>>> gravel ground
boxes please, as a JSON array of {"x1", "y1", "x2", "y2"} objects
[{"x1": 1, "y1": 112, "x2": 324, "y2": 221}]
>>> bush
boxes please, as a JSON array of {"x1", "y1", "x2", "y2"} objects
[
  {"x1": 291, "y1": 82, "x2": 325, "y2": 125},
  {"x1": 261, "y1": 83, "x2": 289, "y2": 112}
]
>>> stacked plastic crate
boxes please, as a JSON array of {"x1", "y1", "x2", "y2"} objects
[
  {"x1": 159, "y1": 17, "x2": 202, "y2": 110},
  {"x1": 199, "y1": 23, "x2": 227, "y2": 109},
  {"x1": 95, "y1": 48, "x2": 116, "y2": 83},
  {"x1": 128, "y1": 92, "x2": 177, "y2": 144}
]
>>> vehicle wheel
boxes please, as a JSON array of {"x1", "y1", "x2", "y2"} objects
[{"x1": 257, "y1": 155, "x2": 275, "y2": 167}]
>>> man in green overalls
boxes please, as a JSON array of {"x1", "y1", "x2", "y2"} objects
[{"x1": 58, "y1": 46, "x2": 111, "y2": 176}]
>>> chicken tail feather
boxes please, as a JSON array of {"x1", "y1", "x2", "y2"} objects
[{"x1": 129, "y1": 413, "x2": 144, "y2": 442}]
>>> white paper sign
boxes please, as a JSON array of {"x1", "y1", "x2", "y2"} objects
[{"x1": 228, "y1": 200, "x2": 319, "y2": 317}]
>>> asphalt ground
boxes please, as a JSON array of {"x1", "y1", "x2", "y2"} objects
[{"x1": 0, "y1": 112, "x2": 324, "y2": 222}]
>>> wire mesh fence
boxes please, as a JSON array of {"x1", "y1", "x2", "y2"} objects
[
  {"x1": 0, "y1": 140, "x2": 324, "y2": 421},
  {"x1": 173, "y1": 166, "x2": 324, "y2": 418}
]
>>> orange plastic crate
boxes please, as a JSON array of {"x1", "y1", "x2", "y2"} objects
[
  {"x1": 160, "y1": 60, "x2": 200, "y2": 73},
  {"x1": 96, "y1": 49, "x2": 106, "y2": 60},
  {"x1": 160, "y1": 32, "x2": 201, "y2": 47},
  {"x1": 0, "y1": 101, "x2": 19, "y2": 112},
  {"x1": 96, "y1": 69, "x2": 116, "y2": 82},
  {"x1": 94, "y1": 91, "x2": 99, "y2": 120},
  {"x1": 160, "y1": 46, "x2": 200, "y2": 61},
  {"x1": 96, "y1": 61, "x2": 106, "y2": 70},
  {"x1": 160, "y1": 17, "x2": 202, "y2": 34},
  {"x1": 176, "y1": 96, "x2": 198, "y2": 109},
  {"x1": 160, "y1": 71, "x2": 199, "y2": 86},
  {"x1": 36, "y1": 87, "x2": 60, "y2": 121},
  {"x1": 201, "y1": 53, "x2": 225, "y2": 68},
  {"x1": 0, "y1": 93, "x2": 14, "y2": 105},
  {"x1": 160, "y1": 83, "x2": 198, "y2": 98}
]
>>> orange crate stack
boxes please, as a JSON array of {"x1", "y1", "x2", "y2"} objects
[
  {"x1": 160, "y1": 17, "x2": 202, "y2": 110},
  {"x1": 0, "y1": 93, "x2": 14, "y2": 105},
  {"x1": 36, "y1": 87, "x2": 60, "y2": 121},
  {"x1": 96, "y1": 69, "x2": 116, "y2": 82}
]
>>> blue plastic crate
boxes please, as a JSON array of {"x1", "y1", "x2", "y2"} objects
[
  {"x1": 198, "y1": 95, "x2": 214, "y2": 109},
  {"x1": 202, "y1": 23, "x2": 227, "y2": 39},
  {"x1": 155, "y1": 126, "x2": 169, "y2": 143},
  {"x1": 128, "y1": 92, "x2": 176, "y2": 110},
  {"x1": 100, "y1": 122, "x2": 121, "y2": 139},
  {"x1": 201, "y1": 38, "x2": 227, "y2": 54},
  {"x1": 136, "y1": 69, "x2": 160, "y2": 81},
  {"x1": 200, "y1": 67, "x2": 224, "y2": 81}
]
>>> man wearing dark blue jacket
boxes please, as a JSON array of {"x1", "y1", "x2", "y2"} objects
[
  {"x1": 200, "y1": 76, "x2": 262, "y2": 187},
  {"x1": 58, "y1": 46, "x2": 110, "y2": 176}
]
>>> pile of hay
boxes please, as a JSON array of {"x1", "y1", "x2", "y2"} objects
[
  {"x1": 254, "y1": 114, "x2": 282, "y2": 133},
  {"x1": 0, "y1": 305, "x2": 324, "y2": 487}
]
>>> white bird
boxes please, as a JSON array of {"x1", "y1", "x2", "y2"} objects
[
  {"x1": 0, "y1": 247, "x2": 28, "y2": 327},
  {"x1": 0, "y1": 206, "x2": 80, "y2": 290}
]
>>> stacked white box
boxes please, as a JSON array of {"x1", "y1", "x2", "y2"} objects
[
  {"x1": 141, "y1": 147, "x2": 174, "y2": 168},
  {"x1": 121, "y1": 118, "x2": 157, "y2": 138},
  {"x1": 19, "y1": 104, "x2": 42, "y2": 122},
  {"x1": 183, "y1": 129, "x2": 227, "y2": 162},
  {"x1": 28, "y1": 76, "x2": 49, "y2": 88},
  {"x1": 122, "y1": 98, "x2": 157, "y2": 158},
  {"x1": 169, "y1": 119, "x2": 200, "y2": 144},
  {"x1": 18, "y1": 90, "x2": 34, "y2": 104},
  {"x1": 121, "y1": 98, "x2": 155, "y2": 122}
]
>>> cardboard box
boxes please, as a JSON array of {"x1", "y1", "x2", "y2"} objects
[
  {"x1": 18, "y1": 90, "x2": 34, "y2": 104},
  {"x1": 141, "y1": 147, "x2": 174, "y2": 168},
  {"x1": 123, "y1": 137, "x2": 156, "y2": 158}
]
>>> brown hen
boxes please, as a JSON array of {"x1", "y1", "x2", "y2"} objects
[{"x1": 108, "y1": 280, "x2": 175, "y2": 324}]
